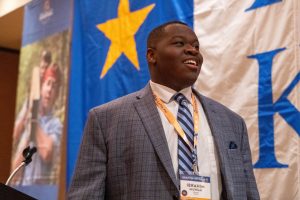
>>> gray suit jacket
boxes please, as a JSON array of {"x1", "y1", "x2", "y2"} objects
[{"x1": 68, "y1": 84, "x2": 260, "y2": 200}]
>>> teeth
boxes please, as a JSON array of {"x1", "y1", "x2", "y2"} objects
[{"x1": 184, "y1": 60, "x2": 197, "y2": 65}]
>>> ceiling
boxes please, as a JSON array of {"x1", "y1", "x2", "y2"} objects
[{"x1": 0, "y1": 6, "x2": 23, "y2": 50}]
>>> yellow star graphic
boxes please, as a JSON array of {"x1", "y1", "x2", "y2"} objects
[{"x1": 97, "y1": 0, "x2": 155, "y2": 78}]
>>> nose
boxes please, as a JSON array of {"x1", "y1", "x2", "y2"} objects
[{"x1": 184, "y1": 44, "x2": 199, "y2": 56}]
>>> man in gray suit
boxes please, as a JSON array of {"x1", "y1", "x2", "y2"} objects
[{"x1": 68, "y1": 21, "x2": 259, "y2": 200}]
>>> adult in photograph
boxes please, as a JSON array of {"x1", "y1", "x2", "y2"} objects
[{"x1": 68, "y1": 21, "x2": 259, "y2": 199}]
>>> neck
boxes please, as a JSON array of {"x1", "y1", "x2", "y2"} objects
[
  {"x1": 150, "y1": 80, "x2": 192, "y2": 92},
  {"x1": 40, "y1": 106, "x2": 51, "y2": 116}
]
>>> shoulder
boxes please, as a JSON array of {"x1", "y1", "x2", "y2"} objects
[
  {"x1": 193, "y1": 89, "x2": 244, "y2": 123},
  {"x1": 205, "y1": 96, "x2": 242, "y2": 118},
  {"x1": 194, "y1": 90, "x2": 248, "y2": 141},
  {"x1": 40, "y1": 114, "x2": 62, "y2": 135},
  {"x1": 89, "y1": 85, "x2": 150, "y2": 117},
  {"x1": 85, "y1": 85, "x2": 151, "y2": 131}
]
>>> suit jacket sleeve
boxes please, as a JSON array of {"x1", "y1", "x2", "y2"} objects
[
  {"x1": 68, "y1": 109, "x2": 107, "y2": 199},
  {"x1": 241, "y1": 119, "x2": 260, "y2": 200}
]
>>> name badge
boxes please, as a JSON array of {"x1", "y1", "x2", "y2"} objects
[{"x1": 180, "y1": 174, "x2": 211, "y2": 200}]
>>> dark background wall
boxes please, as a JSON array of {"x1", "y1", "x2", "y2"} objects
[{"x1": 0, "y1": 48, "x2": 19, "y2": 183}]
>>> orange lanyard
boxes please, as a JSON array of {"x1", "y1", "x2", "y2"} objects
[{"x1": 153, "y1": 92, "x2": 199, "y2": 154}]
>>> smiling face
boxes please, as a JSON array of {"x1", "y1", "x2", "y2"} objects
[
  {"x1": 147, "y1": 23, "x2": 203, "y2": 91},
  {"x1": 40, "y1": 64, "x2": 60, "y2": 114}
]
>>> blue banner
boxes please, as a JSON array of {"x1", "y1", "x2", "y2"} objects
[
  {"x1": 22, "y1": 0, "x2": 71, "y2": 46},
  {"x1": 11, "y1": 0, "x2": 71, "y2": 199},
  {"x1": 67, "y1": 0, "x2": 193, "y2": 185}
]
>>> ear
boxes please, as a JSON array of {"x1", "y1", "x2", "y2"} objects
[{"x1": 146, "y1": 48, "x2": 156, "y2": 64}]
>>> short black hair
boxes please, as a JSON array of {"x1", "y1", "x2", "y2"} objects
[{"x1": 147, "y1": 21, "x2": 189, "y2": 49}]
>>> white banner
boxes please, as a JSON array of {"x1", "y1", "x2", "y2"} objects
[{"x1": 194, "y1": 0, "x2": 300, "y2": 199}]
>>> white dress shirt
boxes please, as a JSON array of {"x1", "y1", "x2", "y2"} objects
[{"x1": 150, "y1": 80, "x2": 222, "y2": 200}]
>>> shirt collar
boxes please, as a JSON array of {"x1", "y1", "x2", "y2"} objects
[{"x1": 149, "y1": 80, "x2": 192, "y2": 104}]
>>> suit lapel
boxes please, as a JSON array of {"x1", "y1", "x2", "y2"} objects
[
  {"x1": 134, "y1": 84, "x2": 179, "y2": 190},
  {"x1": 192, "y1": 88, "x2": 234, "y2": 198}
]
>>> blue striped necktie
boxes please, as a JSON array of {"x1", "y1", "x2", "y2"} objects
[{"x1": 174, "y1": 93, "x2": 194, "y2": 175}]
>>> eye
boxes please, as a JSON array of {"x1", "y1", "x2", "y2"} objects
[
  {"x1": 193, "y1": 44, "x2": 200, "y2": 50},
  {"x1": 173, "y1": 41, "x2": 184, "y2": 46}
]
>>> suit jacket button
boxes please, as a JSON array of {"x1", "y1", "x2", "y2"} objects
[{"x1": 173, "y1": 194, "x2": 179, "y2": 200}]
